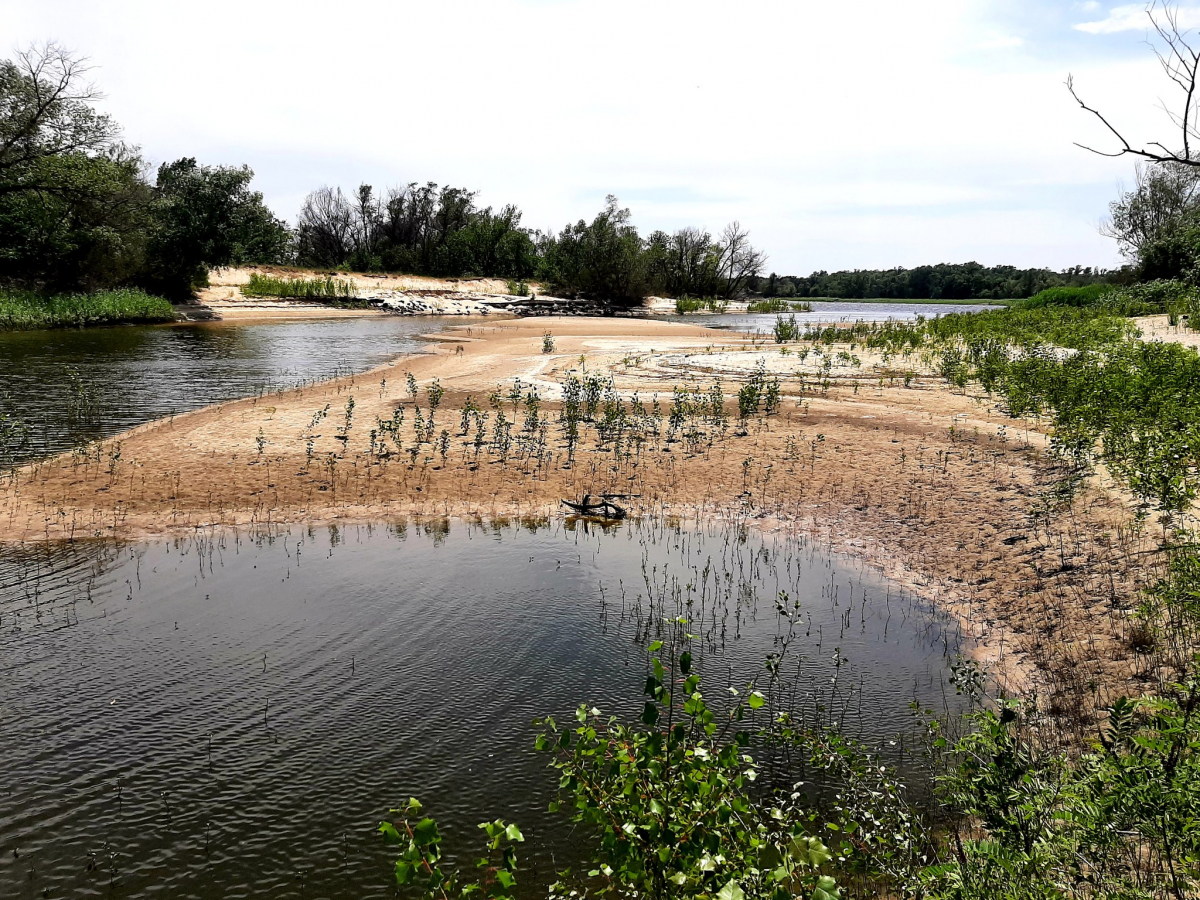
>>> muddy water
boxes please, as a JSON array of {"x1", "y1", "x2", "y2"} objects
[
  {"x1": 0, "y1": 317, "x2": 461, "y2": 464},
  {"x1": 0, "y1": 518, "x2": 964, "y2": 898}
]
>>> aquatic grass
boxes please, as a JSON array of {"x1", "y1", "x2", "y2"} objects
[
  {"x1": 748, "y1": 298, "x2": 812, "y2": 313},
  {"x1": 674, "y1": 296, "x2": 727, "y2": 314},
  {"x1": 241, "y1": 273, "x2": 359, "y2": 301},
  {"x1": 0, "y1": 288, "x2": 175, "y2": 331}
]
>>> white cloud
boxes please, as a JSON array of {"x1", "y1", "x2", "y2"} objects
[
  {"x1": 1076, "y1": 3, "x2": 1200, "y2": 35},
  {"x1": 0, "y1": 0, "x2": 1162, "y2": 272},
  {"x1": 977, "y1": 32, "x2": 1024, "y2": 49}
]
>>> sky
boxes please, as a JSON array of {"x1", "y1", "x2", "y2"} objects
[{"x1": 4, "y1": 0, "x2": 1199, "y2": 275}]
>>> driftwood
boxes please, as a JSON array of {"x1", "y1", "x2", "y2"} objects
[{"x1": 560, "y1": 493, "x2": 630, "y2": 520}]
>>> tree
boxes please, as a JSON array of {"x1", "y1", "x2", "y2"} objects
[
  {"x1": 0, "y1": 42, "x2": 120, "y2": 201},
  {"x1": 714, "y1": 221, "x2": 767, "y2": 298},
  {"x1": 296, "y1": 186, "x2": 354, "y2": 268},
  {"x1": 1069, "y1": 2, "x2": 1200, "y2": 168},
  {"x1": 540, "y1": 195, "x2": 648, "y2": 300},
  {"x1": 0, "y1": 43, "x2": 150, "y2": 290},
  {"x1": 145, "y1": 157, "x2": 290, "y2": 296}
]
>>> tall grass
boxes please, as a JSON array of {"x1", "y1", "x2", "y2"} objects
[
  {"x1": 674, "y1": 296, "x2": 727, "y2": 314},
  {"x1": 241, "y1": 273, "x2": 359, "y2": 301},
  {"x1": 0, "y1": 288, "x2": 175, "y2": 331},
  {"x1": 747, "y1": 298, "x2": 812, "y2": 313}
]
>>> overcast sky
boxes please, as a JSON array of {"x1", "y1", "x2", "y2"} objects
[{"x1": 5, "y1": 1, "x2": 1197, "y2": 274}]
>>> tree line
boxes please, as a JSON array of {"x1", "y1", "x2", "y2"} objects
[
  {"x1": 5, "y1": 42, "x2": 1134, "y2": 307},
  {"x1": 0, "y1": 44, "x2": 768, "y2": 303},
  {"x1": 748, "y1": 263, "x2": 1117, "y2": 302}
]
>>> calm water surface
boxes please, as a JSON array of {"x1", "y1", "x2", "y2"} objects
[
  {"x1": 0, "y1": 317, "x2": 459, "y2": 463},
  {"x1": 670, "y1": 300, "x2": 1000, "y2": 333},
  {"x1": 0, "y1": 518, "x2": 964, "y2": 899}
]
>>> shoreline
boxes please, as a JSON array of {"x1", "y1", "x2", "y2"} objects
[{"x1": 0, "y1": 316, "x2": 1151, "y2": 715}]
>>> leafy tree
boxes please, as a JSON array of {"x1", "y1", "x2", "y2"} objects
[
  {"x1": 540, "y1": 195, "x2": 648, "y2": 300},
  {"x1": 144, "y1": 157, "x2": 289, "y2": 296},
  {"x1": 0, "y1": 42, "x2": 119, "y2": 203}
]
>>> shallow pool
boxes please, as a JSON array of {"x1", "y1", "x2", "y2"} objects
[{"x1": 0, "y1": 517, "x2": 963, "y2": 898}]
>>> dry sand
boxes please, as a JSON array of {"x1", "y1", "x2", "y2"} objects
[{"x1": 1, "y1": 317, "x2": 1156, "y2": 720}]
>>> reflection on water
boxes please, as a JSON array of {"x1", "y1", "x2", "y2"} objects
[
  {"x1": 0, "y1": 317, "x2": 458, "y2": 462},
  {"x1": 0, "y1": 517, "x2": 964, "y2": 899},
  {"x1": 670, "y1": 300, "x2": 1000, "y2": 334}
]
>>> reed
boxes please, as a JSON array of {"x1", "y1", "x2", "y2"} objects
[
  {"x1": 0, "y1": 288, "x2": 175, "y2": 331},
  {"x1": 241, "y1": 273, "x2": 359, "y2": 301}
]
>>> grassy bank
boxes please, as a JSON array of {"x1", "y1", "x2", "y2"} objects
[
  {"x1": 241, "y1": 272, "x2": 359, "y2": 301},
  {"x1": 0, "y1": 288, "x2": 176, "y2": 331}
]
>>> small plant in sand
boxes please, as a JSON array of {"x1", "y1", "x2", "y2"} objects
[
  {"x1": 0, "y1": 410, "x2": 29, "y2": 472},
  {"x1": 542, "y1": 331, "x2": 555, "y2": 354}
]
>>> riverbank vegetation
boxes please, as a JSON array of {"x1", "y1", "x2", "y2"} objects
[
  {"x1": 240, "y1": 272, "x2": 358, "y2": 301},
  {"x1": 0, "y1": 287, "x2": 174, "y2": 330},
  {"x1": 371, "y1": 300, "x2": 1200, "y2": 899}
]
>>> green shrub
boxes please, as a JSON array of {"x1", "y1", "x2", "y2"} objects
[
  {"x1": 674, "y1": 296, "x2": 727, "y2": 314},
  {"x1": 749, "y1": 298, "x2": 812, "y2": 313},
  {"x1": 1015, "y1": 284, "x2": 1115, "y2": 309},
  {"x1": 0, "y1": 288, "x2": 175, "y2": 331},
  {"x1": 241, "y1": 272, "x2": 358, "y2": 300}
]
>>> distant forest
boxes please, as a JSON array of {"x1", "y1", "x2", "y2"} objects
[
  {"x1": 748, "y1": 264, "x2": 1116, "y2": 302},
  {"x1": 2, "y1": 43, "x2": 1129, "y2": 305}
]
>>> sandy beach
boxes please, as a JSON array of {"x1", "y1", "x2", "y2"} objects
[{"x1": 0, "y1": 316, "x2": 1152, "y2": 717}]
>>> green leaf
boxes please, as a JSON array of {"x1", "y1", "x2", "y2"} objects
[
  {"x1": 642, "y1": 701, "x2": 660, "y2": 726},
  {"x1": 496, "y1": 870, "x2": 517, "y2": 888},
  {"x1": 748, "y1": 691, "x2": 766, "y2": 709},
  {"x1": 407, "y1": 797, "x2": 423, "y2": 812},
  {"x1": 680, "y1": 651, "x2": 692, "y2": 674},
  {"x1": 394, "y1": 860, "x2": 413, "y2": 885},
  {"x1": 649, "y1": 640, "x2": 663, "y2": 652},
  {"x1": 412, "y1": 817, "x2": 440, "y2": 846},
  {"x1": 378, "y1": 821, "x2": 401, "y2": 843},
  {"x1": 812, "y1": 875, "x2": 840, "y2": 900},
  {"x1": 717, "y1": 878, "x2": 745, "y2": 900},
  {"x1": 505, "y1": 823, "x2": 524, "y2": 842}
]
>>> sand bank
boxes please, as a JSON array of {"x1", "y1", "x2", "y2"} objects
[{"x1": 1, "y1": 317, "x2": 1152, "y2": 718}]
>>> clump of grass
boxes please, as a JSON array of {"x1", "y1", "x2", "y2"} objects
[
  {"x1": 507, "y1": 280, "x2": 529, "y2": 297},
  {"x1": 674, "y1": 296, "x2": 727, "y2": 314},
  {"x1": 0, "y1": 288, "x2": 175, "y2": 331},
  {"x1": 747, "y1": 298, "x2": 812, "y2": 313},
  {"x1": 241, "y1": 273, "x2": 359, "y2": 301}
]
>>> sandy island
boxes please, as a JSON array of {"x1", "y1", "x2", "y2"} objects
[{"x1": 1, "y1": 316, "x2": 1155, "y2": 722}]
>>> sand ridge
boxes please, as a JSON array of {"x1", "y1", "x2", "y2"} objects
[{"x1": 0, "y1": 316, "x2": 1154, "y2": 720}]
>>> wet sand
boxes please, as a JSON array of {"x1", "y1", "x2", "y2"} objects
[{"x1": 0, "y1": 317, "x2": 1154, "y2": 716}]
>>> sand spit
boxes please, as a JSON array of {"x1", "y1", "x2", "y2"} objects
[{"x1": 1, "y1": 317, "x2": 1155, "y2": 721}]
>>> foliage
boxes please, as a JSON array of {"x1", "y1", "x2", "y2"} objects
[
  {"x1": 0, "y1": 287, "x2": 174, "y2": 330},
  {"x1": 1013, "y1": 284, "x2": 1116, "y2": 309},
  {"x1": 925, "y1": 680, "x2": 1200, "y2": 899},
  {"x1": 241, "y1": 272, "x2": 358, "y2": 301},
  {"x1": 773, "y1": 314, "x2": 800, "y2": 343},
  {"x1": 533, "y1": 638, "x2": 839, "y2": 900},
  {"x1": 675, "y1": 297, "x2": 728, "y2": 314},
  {"x1": 748, "y1": 298, "x2": 812, "y2": 313},
  {"x1": 295, "y1": 182, "x2": 538, "y2": 279},
  {"x1": 144, "y1": 157, "x2": 290, "y2": 297},
  {"x1": 748, "y1": 263, "x2": 1116, "y2": 302},
  {"x1": 380, "y1": 797, "x2": 525, "y2": 899}
]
